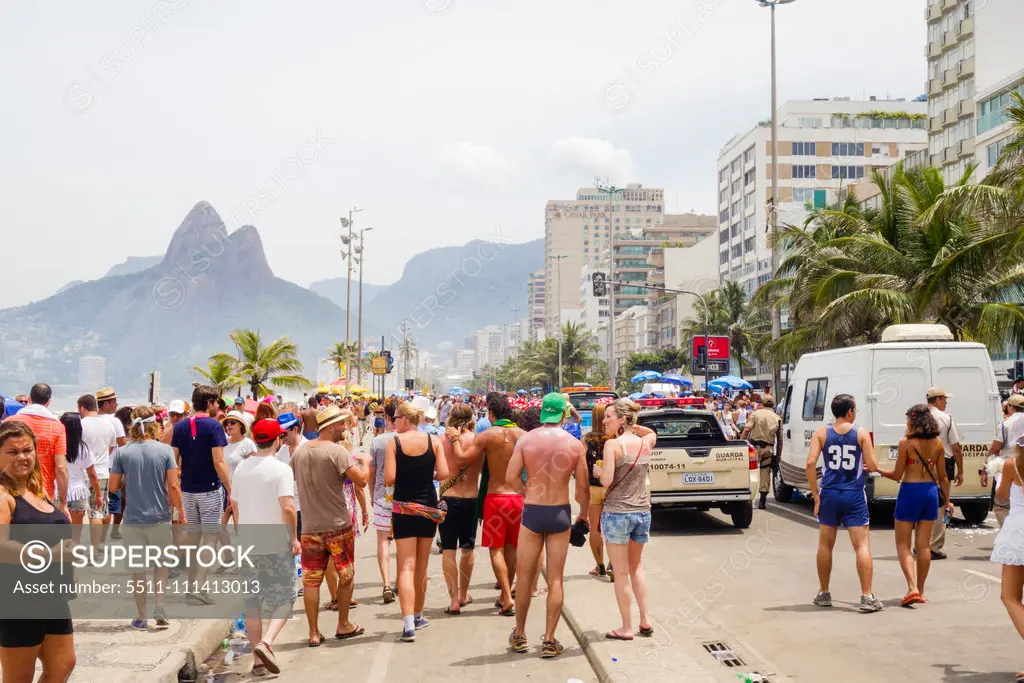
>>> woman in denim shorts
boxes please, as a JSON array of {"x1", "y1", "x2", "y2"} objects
[{"x1": 595, "y1": 398, "x2": 658, "y2": 641}]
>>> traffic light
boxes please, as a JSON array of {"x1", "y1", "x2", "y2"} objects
[
  {"x1": 404, "y1": 379, "x2": 415, "y2": 390},
  {"x1": 1009, "y1": 360, "x2": 1024, "y2": 381},
  {"x1": 592, "y1": 271, "x2": 607, "y2": 297}
]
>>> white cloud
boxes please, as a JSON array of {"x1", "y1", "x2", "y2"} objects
[
  {"x1": 549, "y1": 137, "x2": 636, "y2": 184},
  {"x1": 437, "y1": 143, "x2": 515, "y2": 189}
]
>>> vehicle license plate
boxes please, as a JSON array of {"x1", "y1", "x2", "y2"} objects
[{"x1": 683, "y1": 472, "x2": 715, "y2": 485}]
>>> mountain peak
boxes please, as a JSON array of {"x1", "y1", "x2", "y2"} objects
[{"x1": 163, "y1": 201, "x2": 227, "y2": 269}]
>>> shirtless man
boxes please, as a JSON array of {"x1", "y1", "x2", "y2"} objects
[
  {"x1": 450, "y1": 392, "x2": 524, "y2": 615},
  {"x1": 439, "y1": 403, "x2": 485, "y2": 614},
  {"x1": 505, "y1": 393, "x2": 589, "y2": 658},
  {"x1": 300, "y1": 396, "x2": 320, "y2": 440}
]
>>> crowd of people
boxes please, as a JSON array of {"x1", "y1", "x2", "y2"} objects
[{"x1": 0, "y1": 383, "x2": 660, "y2": 677}]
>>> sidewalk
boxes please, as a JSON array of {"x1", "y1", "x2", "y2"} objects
[{"x1": 0, "y1": 617, "x2": 230, "y2": 683}]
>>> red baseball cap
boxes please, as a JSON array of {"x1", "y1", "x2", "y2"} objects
[{"x1": 252, "y1": 419, "x2": 283, "y2": 445}]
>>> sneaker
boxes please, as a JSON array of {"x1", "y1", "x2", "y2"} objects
[
  {"x1": 541, "y1": 639, "x2": 565, "y2": 659},
  {"x1": 400, "y1": 629, "x2": 416, "y2": 642},
  {"x1": 413, "y1": 615, "x2": 430, "y2": 630},
  {"x1": 859, "y1": 594, "x2": 885, "y2": 613},
  {"x1": 813, "y1": 591, "x2": 832, "y2": 607},
  {"x1": 383, "y1": 585, "x2": 396, "y2": 604},
  {"x1": 251, "y1": 664, "x2": 267, "y2": 677},
  {"x1": 129, "y1": 619, "x2": 148, "y2": 631},
  {"x1": 508, "y1": 630, "x2": 529, "y2": 654},
  {"x1": 110, "y1": 528, "x2": 123, "y2": 540},
  {"x1": 154, "y1": 609, "x2": 169, "y2": 627},
  {"x1": 190, "y1": 590, "x2": 215, "y2": 605}
]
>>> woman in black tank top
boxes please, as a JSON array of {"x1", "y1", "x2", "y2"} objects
[
  {"x1": 0, "y1": 420, "x2": 76, "y2": 680},
  {"x1": 384, "y1": 403, "x2": 450, "y2": 642}
]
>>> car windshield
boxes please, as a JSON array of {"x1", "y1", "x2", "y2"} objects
[
  {"x1": 639, "y1": 414, "x2": 721, "y2": 441},
  {"x1": 568, "y1": 392, "x2": 617, "y2": 411}
]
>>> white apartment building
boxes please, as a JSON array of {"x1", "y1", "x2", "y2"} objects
[
  {"x1": 473, "y1": 325, "x2": 505, "y2": 370},
  {"x1": 454, "y1": 349, "x2": 476, "y2": 376},
  {"x1": 77, "y1": 355, "x2": 106, "y2": 388},
  {"x1": 544, "y1": 184, "x2": 664, "y2": 338},
  {"x1": 612, "y1": 305, "x2": 652, "y2": 374},
  {"x1": 717, "y1": 98, "x2": 928, "y2": 298},
  {"x1": 526, "y1": 270, "x2": 547, "y2": 343}
]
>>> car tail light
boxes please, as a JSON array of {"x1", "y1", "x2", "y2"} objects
[{"x1": 748, "y1": 444, "x2": 758, "y2": 471}]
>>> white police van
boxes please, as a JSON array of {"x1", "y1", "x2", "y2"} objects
[{"x1": 774, "y1": 324, "x2": 1000, "y2": 523}]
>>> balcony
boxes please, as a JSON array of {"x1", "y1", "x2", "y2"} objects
[
  {"x1": 941, "y1": 147, "x2": 958, "y2": 167},
  {"x1": 928, "y1": 78, "x2": 943, "y2": 97},
  {"x1": 958, "y1": 16, "x2": 973, "y2": 37},
  {"x1": 929, "y1": 116, "x2": 943, "y2": 133},
  {"x1": 958, "y1": 98, "x2": 974, "y2": 119},
  {"x1": 943, "y1": 107, "x2": 958, "y2": 126},
  {"x1": 943, "y1": 68, "x2": 958, "y2": 88},
  {"x1": 958, "y1": 57, "x2": 974, "y2": 79},
  {"x1": 927, "y1": 40, "x2": 942, "y2": 59},
  {"x1": 958, "y1": 138, "x2": 976, "y2": 158},
  {"x1": 927, "y1": 2, "x2": 943, "y2": 21},
  {"x1": 647, "y1": 248, "x2": 664, "y2": 268},
  {"x1": 942, "y1": 0, "x2": 957, "y2": 11},
  {"x1": 943, "y1": 29, "x2": 958, "y2": 50}
]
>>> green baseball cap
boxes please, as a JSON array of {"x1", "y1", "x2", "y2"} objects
[{"x1": 540, "y1": 392, "x2": 567, "y2": 424}]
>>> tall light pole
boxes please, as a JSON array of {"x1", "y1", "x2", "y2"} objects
[
  {"x1": 551, "y1": 255, "x2": 567, "y2": 389},
  {"x1": 756, "y1": 0, "x2": 794, "y2": 397},
  {"x1": 355, "y1": 226, "x2": 373, "y2": 388},
  {"x1": 340, "y1": 206, "x2": 363, "y2": 395},
  {"x1": 595, "y1": 181, "x2": 619, "y2": 390}
]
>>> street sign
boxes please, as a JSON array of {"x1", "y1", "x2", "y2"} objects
[
  {"x1": 691, "y1": 335, "x2": 730, "y2": 361},
  {"x1": 371, "y1": 356, "x2": 388, "y2": 375}
]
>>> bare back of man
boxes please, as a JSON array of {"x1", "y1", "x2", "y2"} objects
[
  {"x1": 451, "y1": 425, "x2": 525, "y2": 613},
  {"x1": 438, "y1": 430, "x2": 484, "y2": 612},
  {"x1": 506, "y1": 424, "x2": 589, "y2": 653},
  {"x1": 300, "y1": 408, "x2": 319, "y2": 436}
]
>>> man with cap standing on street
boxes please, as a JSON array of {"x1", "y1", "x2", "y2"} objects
[
  {"x1": 274, "y1": 412, "x2": 306, "y2": 536},
  {"x1": 742, "y1": 396, "x2": 783, "y2": 510},
  {"x1": 986, "y1": 394, "x2": 1024, "y2": 527},
  {"x1": 231, "y1": 418, "x2": 299, "y2": 676},
  {"x1": 926, "y1": 387, "x2": 963, "y2": 560}
]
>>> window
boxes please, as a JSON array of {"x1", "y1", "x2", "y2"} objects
[
  {"x1": 731, "y1": 158, "x2": 740, "y2": 174},
  {"x1": 719, "y1": 187, "x2": 729, "y2": 204},
  {"x1": 719, "y1": 209, "x2": 729, "y2": 223},
  {"x1": 732, "y1": 200, "x2": 741, "y2": 217},
  {"x1": 832, "y1": 166, "x2": 865, "y2": 179},
  {"x1": 744, "y1": 192, "x2": 754, "y2": 209},
  {"x1": 743, "y1": 236, "x2": 755, "y2": 253},
  {"x1": 720, "y1": 250, "x2": 729, "y2": 265},
  {"x1": 798, "y1": 117, "x2": 823, "y2": 128},
  {"x1": 988, "y1": 138, "x2": 1008, "y2": 167},
  {"x1": 744, "y1": 169, "x2": 756, "y2": 186},
  {"x1": 792, "y1": 141, "x2": 816, "y2": 156},
  {"x1": 743, "y1": 145, "x2": 755, "y2": 165},
  {"x1": 719, "y1": 228, "x2": 729, "y2": 244},
  {"x1": 732, "y1": 179, "x2": 741, "y2": 196},
  {"x1": 793, "y1": 165, "x2": 816, "y2": 179},
  {"x1": 731, "y1": 245, "x2": 742, "y2": 259},
  {"x1": 793, "y1": 188, "x2": 815, "y2": 203},
  {"x1": 782, "y1": 385, "x2": 793, "y2": 424},
  {"x1": 731, "y1": 223, "x2": 741, "y2": 238},
  {"x1": 744, "y1": 216, "x2": 754, "y2": 233},
  {"x1": 832, "y1": 142, "x2": 865, "y2": 156},
  {"x1": 802, "y1": 378, "x2": 828, "y2": 421},
  {"x1": 719, "y1": 168, "x2": 729, "y2": 183},
  {"x1": 872, "y1": 145, "x2": 887, "y2": 156}
]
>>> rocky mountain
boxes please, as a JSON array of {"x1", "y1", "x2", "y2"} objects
[
  {"x1": 105, "y1": 255, "x2": 163, "y2": 278},
  {"x1": 0, "y1": 201, "x2": 367, "y2": 396},
  {"x1": 309, "y1": 278, "x2": 391, "y2": 311}
]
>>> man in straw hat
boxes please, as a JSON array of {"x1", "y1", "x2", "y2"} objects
[{"x1": 290, "y1": 405, "x2": 370, "y2": 645}]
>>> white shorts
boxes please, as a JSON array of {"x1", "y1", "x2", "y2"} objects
[{"x1": 373, "y1": 499, "x2": 392, "y2": 531}]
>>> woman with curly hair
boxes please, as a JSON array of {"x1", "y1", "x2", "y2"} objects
[{"x1": 878, "y1": 403, "x2": 951, "y2": 606}]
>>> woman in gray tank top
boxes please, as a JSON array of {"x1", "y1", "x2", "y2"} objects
[{"x1": 594, "y1": 398, "x2": 658, "y2": 641}]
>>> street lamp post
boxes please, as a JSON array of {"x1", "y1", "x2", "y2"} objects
[
  {"x1": 340, "y1": 206, "x2": 363, "y2": 395},
  {"x1": 552, "y1": 255, "x2": 567, "y2": 389},
  {"x1": 595, "y1": 182, "x2": 619, "y2": 390},
  {"x1": 356, "y1": 226, "x2": 373, "y2": 388},
  {"x1": 756, "y1": 0, "x2": 794, "y2": 397}
]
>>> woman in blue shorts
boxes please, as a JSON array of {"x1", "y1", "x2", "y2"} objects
[{"x1": 878, "y1": 403, "x2": 952, "y2": 606}]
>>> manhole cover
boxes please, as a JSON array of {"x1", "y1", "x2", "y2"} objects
[{"x1": 703, "y1": 640, "x2": 745, "y2": 668}]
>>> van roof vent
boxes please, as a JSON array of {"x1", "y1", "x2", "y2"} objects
[{"x1": 881, "y1": 324, "x2": 954, "y2": 342}]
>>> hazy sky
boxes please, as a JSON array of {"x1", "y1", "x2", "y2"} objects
[{"x1": 1, "y1": 1, "x2": 925, "y2": 307}]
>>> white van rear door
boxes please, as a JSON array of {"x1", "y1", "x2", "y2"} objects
[
  {"x1": 930, "y1": 348, "x2": 1000, "y2": 475},
  {"x1": 870, "y1": 347, "x2": 931, "y2": 458}
]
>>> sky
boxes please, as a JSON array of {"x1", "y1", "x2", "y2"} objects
[{"x1": 0, "y1": 1, "x2": 926, "y2": 307}]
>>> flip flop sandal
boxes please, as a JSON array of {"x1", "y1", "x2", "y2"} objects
[
  {"x1": 638, "y1": 626, "x2": 654, "y2": 637},
  {"x1": 900, "y1": 592, "x2": 922, "y2": 607},
  {"x1": 308, "y1": 634, "x2": 326, "y2": 647},
  {"x1": 606, "y1": 630, "x2": 634, "y2": 641},
  {"x1": 497, "y1": 605, "x2": 515, "y2": 617},
  {"x1": 460, "y1": 596, "x2": 473, "y2": 606},
  {"x1": 325, "y1": 600, "x2": 339, "y2": 611},
  {"x1": 350, "y1": 600, "x2": 358, "y2": 608},
  {"x1": 335, "y1": 625, "x2": 365, "y2": 640},
  {"x1": 444, "y1": 607, "x2": 461, "y2": 615}
]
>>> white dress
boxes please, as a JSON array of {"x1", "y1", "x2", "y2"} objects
[{"x1": 991, "y1": 459, "x2": 1024, "y2": 565}]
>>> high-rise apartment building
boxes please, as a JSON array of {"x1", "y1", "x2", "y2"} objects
[
  {"x1": 526, "y1": 270, "x2": 547, "y2": 343},
  {"x1": 717, "y1": 98, "x2": 928, "y2": 298},
  {"x1": 77, "y1": 355, "x2": 106, "y2": 388},
  {"x1": 473, "y1": 325, "x2": 505, "y2": 370},
  {"x1": 544, "y1": 184, "x2": 664, "y2": 337}
]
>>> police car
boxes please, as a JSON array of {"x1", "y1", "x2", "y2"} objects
[
  {"x1": 563, "y1": 386, "x2": 618, "y2": 435},
  {"x1": 638, "y1": 403, "x2": 758, "y2": 529}
]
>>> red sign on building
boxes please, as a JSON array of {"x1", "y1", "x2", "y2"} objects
[{"x1": 691, "y1": 336, "x2": 730, "y2": 361}]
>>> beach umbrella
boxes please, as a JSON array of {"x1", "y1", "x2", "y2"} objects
[
  {"x1": 628, "y1": 392, "x2": 643, "y2": 400},
  {"x1": 661, "y1": 373, "x2": 694, "y2": 386},
  {"x1": 631, "y1": 370, "x2": 662, "y2": 383},
  {"x1": 517, "y1": 389, "x2": 527, "y2": 395},
  {"x1": 710, "y1": 375, "x2": 753, "y2": 390}
]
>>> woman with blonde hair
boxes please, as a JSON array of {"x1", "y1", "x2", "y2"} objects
[
  {"x1": 386, "y1": 401, "x2": 450, "y2": 642},
  {"x1": 595, "y1": 398, "x2": 657, "y2": 640},
  {"x1": 0, "y1": 420, "x2": 76, "y2": 681},
  {"x1": 992, "y1": 433, "x2": 1024, "y2": 678}
]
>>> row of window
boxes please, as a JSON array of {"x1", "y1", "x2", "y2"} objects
[
  {"x1": 718, "y1": 237, "x2": 758, "y2": 264},
  {"x1": 832, "y1": 166, "x2": 865, "y2": 179},
  {"x1": 720, "y1": 145, "x2": 758, "y2": 182},
  {"x1": 988, "y1": 138, "x2": 1009, "y2": 169}
]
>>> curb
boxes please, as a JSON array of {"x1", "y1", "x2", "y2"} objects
[
  {"x1": 561, "y1": 599, "x2": 609, "y2": 683},
  {"x1": 150, "y1": 619, "x2": 230, "y2": 683}
]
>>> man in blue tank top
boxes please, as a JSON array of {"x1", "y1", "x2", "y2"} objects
[{"x1": 806, "y1": 394, "x2": 884, "y2": 613}]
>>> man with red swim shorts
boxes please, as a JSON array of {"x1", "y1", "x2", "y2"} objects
[
  {"x1": 452, "y1": 392, "x2": 524, "y2": 615},
  {"x1": 291, "y1": 406, "x2": 369, "y2": 646}
]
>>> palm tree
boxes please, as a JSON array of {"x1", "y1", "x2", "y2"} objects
[
  {"x1": 559, "y1": 321, "x2": 600, "y2": 385},
  {"x1": 189, "y1": 356, "x2": 243, "y2": 395},
  {"x1": 398, "y1": 324, "x2": 417, "y2": 382},
  {"x1": 326, "y1": 342, "x2": 361, "y2": 381},
  {"x1": 212, "y1": 329, "x2": 313, "y2": 398}
]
